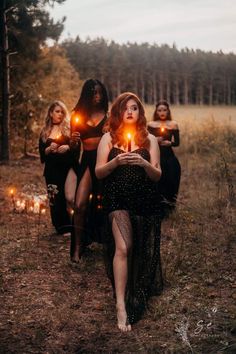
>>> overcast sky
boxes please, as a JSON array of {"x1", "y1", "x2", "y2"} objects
[{"x1": 47, "y1": 0, "x2": 236, "y2": 53}]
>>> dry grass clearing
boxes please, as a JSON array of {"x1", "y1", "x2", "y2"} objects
[{"x1": 0, "y1": 106, "x2": 236, "y2": 353}]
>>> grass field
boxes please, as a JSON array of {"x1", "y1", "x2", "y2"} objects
[{"x1": 0, "y1": 106, "x2": 236, "y2": 353}]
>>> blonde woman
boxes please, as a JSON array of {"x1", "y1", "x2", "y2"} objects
[{"x1": 39, "y1": 100, "x2": 79, "y2": 235}]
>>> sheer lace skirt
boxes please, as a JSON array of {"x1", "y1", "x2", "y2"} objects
[{"x1": 104, "y1": 209, "x2": 163, "y2": 324}]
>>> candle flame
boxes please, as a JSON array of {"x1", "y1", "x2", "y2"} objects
[
  {"x1": 10, "y1": 189, "x2": 14, "y2": 195},
  {"x1": 75, "y1": 116, "x2": 80, "y2": 124},
  {"x1": 161, "y1": 127, "x2": 165, "y2": 132},
  {"x1": 127, "y1": 133, "x2": 131, "y2": 139}
]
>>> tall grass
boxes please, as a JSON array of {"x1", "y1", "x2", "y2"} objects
[{"x1": 145, "y1": 105, "x2": 236, "y2": 352}]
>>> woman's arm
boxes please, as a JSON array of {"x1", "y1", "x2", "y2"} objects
[
  {"x1": 147, "y1": 134, "x2": 162, "y2": 180},
  {"x1": 127, "y1": 134, "x2": 162, "y2": 181},
  {"x1": 96, "y1": 133, "x2": 132, "y2": 179},
  {"x1": 95, "y1": 133, "x2": 117, "y2": 179},
  {"x1": 171, "y1": 128, "x2": 180, "y2": 147},
  {"x1": 39, "y1": 137, "x2": 47, "y2": 163},
  {"x1": 169, "y1": 121, "x2": 180, "y2": 147}
]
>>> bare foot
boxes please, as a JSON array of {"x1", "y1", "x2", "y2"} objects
[
  {"x1": 71, "y1": 252, "x2": 80, "y2": 263},
  {"x1": 116, "y1": 306, "x2": 131, "y2": 332}
]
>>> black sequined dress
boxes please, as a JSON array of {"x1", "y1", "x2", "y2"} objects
[
  {"x1": 102, "y1": 147, "x2": 163, "y2": 324},
  {"x1": 148, "y1": 126, "x2": 181, "y2": 218},
  {"x1": 39, "y1": 135, "x2": 79, "y2": 234}
]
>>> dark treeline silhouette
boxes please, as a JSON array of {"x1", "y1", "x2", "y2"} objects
[{"x1": 62, "y1": 37, "x2": 236, "y2": 105}]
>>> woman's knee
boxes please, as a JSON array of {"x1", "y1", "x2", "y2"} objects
[
  {"x1": 74, "y1": 200, "x2": 87, "y2": 213},
  {"x1": 66, "y1": 195, "x2": 75, "y2": 206},
  {"x1": 115, "y1": 243, "x2": 131, "y2": 258}
]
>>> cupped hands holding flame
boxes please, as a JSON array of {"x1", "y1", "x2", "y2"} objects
[{"x1": 115, "y1": 151, "x2": 147, "y2": 168}]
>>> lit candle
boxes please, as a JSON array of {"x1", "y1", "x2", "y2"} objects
[
  {"x1": 72, "y1": 114, "x2": 80, "y2": 132},
  {"x1": 55, "y1": 134, "x2": 61, "y2": 144},
  {"x1": 10, "y1": 188, "x2": 16, "y2": 210},
  {"x1": 16, "y1": 200, "x2": 21, "y2": 210},
  {"x1": 74, "y1": 116, "x2": 80, "y2": 125},
  {"x1": 21, "y1": 200, "x2": 26, "y2": 210},
  {"x1": 127, "y1": 133, "x2": 132, "y2": 152},
  {"x1": 34, "y1": 202, "x2": 40, "y2": 214},
  {"x1": 160, "y1": 127, "x2": 165, "y2": 134}
]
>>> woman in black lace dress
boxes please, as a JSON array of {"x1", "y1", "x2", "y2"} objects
[
  {"x1": 66, "y1": 79, "x2": 109, "y2": 262},
  {"x1": 39, "y1": 101, "x2": 79, "y2": 235},
  {"x1": 148, "y1": 100, "x2": 181, "y2": 218},
  {"x1": 96, "y1": 92, "x2": 163, "y2": 332}
]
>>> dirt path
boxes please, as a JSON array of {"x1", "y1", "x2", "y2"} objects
[{"x1": 0, "y1": 159, "x2": 235, "y2": 353}]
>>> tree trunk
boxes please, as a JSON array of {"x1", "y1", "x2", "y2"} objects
[
  {"x1": 208, "y1": 81, "x2": 213, "y2": 105},
  {"x1": 198, "y1": 84, "x2": 204, "y2": 105},
  {"x1": 116, "y1": 75, "x2": 121, "y2": 96},
  {"x1": 158, "y1": 72, "x2": 164, "y2": 100},
  {"x1": 140, "y1": 73, "x2": 145, "y2": 102},
  {"x1": 152, "y1": 74, "x2": 157, "y2": 104},
  {"x1": 0, "y1": 0, "x2": 10, "y2": 161},
  {"x1": 183, "y1": 75, "x2": 189, "y2": 104},
  {"x1": 227, "y1": 78, "x2": 231, "y2": 105},
  {"x1": 174, "y1": 77, "x2": 180, "y2": 105},
  {"x1": 166, "y1": 77, "x2": 170, "y2": 103}
]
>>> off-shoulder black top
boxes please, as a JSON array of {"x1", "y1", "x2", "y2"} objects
[{"x1": 148, "y1": 126, "x2": 180, "y2": 147}]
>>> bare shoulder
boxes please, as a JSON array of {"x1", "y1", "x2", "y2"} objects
[
  {"x1": 147, "y1": 120, "x2": 159, "y2": 128},
  {"x1": 169, "y1": 120, "x2": 179, "y2": 129},
  {"x1": 148, "y1": 133, "x2": 158, "y2": 145},
  {"x1": 101, "y1": 132, "x2": 112, "y2": 143}
]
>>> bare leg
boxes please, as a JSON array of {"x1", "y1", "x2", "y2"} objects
[
  {"x1": 71, "y1": 168, "x2": 92, "y2": 262},
  {"x1": 65, "y1": 168, "x2": 77, "y2": 219},
  {"x1": 110, "y1": 211, "x2": 132, "y2": 332}
]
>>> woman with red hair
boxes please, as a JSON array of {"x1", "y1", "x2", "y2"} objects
[{"x1": 96, "y1": 92, "x2": 163, "y2": 332}]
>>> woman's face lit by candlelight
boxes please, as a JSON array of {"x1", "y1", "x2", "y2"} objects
[
  {"x1": 92, "y1": 84, "x2": 103, "y2": 105},
  {"x1": 156, "y1": 104, "x2": 168, "y2": 121},
  {"x1": 50, "y1": 105, "x2": 65, "y2": 125},
  {"x1": 123, "y1": 99, "x2": 139, "y2": 125}
]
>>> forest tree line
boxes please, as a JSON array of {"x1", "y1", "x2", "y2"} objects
[
  {"x1": 62, "y1": 37, "x2": 236, "y2": 105},
  {"x1": 1, "y1": 0, "x2": 236, "y2": 161}
]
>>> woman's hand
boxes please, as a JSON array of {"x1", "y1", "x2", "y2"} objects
[
  {"x1": 50, "y1": 142, "x2": 59, "y2": 153},
  {"x1": 114, "y1": 152, "x2": 131, "y2": 166},
  {"x1": 125, "y1": 152, "x2": 147, "y2": 167},
  {"x1": 57, "y1": 144, "x2": 70, "y2": 153},
  {"x1": 115, "y1": 152, "x2": 147, "y2": 167},
  {"x1": 159, "y1": 140, "x2": 171, "y2": 147},
  {"x1": 71, "y1": 132, "x2": 80, "y2": 144}
]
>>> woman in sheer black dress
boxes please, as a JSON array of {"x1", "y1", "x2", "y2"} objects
[
  {"x1": 39, "y1": 101, "x2": 79, "y2": 235},
  {"x1": 96, "y1": 92, "x2": 163, "y2": 332},
  {"x1": 148, "y1": 100, "x2": 181, "y2": 218},
  {"x1": 66, "y1": 79, "x2": 109, "y2": 262}
]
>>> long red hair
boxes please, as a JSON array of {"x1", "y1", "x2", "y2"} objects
[{"x1": 105, "y1": 92, "x2": 149, "y2": 149}]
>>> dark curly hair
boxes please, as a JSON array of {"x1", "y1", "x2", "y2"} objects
[
  {"x1": 153, "y1": 100, "x2": 172, "y2": 121},
  {"x1": 73, "y1": 79, "x2": 109, "y2": 121},
  {"x1": 106, "y1": 92, "x2": 149, "y2": 149}
]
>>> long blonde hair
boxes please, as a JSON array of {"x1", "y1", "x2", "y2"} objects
[{"x1": 40, "y1": 100, "x2": 70, "y2": 142}]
